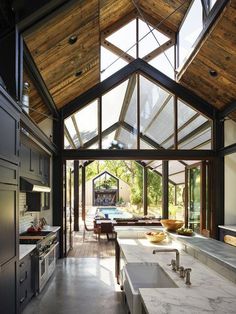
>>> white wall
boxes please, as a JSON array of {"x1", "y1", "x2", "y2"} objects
[{"x1": 224, "y1": 120, "x2": 236, "y2": 224}]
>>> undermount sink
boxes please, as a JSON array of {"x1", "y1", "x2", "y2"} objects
[{"x1": 123, "y1": 263, "x2": 178, "y2": 314}]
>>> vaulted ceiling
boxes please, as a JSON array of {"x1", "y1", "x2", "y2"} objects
[{"x1": 20, "y1": 0, "x2": 236, "y2": 123}]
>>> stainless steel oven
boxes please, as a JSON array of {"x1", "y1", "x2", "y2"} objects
[{"x1": 39, "y1": 242, "x2": 59, "y2": 292}]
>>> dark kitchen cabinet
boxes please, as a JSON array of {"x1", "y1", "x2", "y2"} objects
[
  {"x1": 0, "y1": 88, "x2": 20, "y2": 165},
  {"x1": 0, "y1": 184, "x2": 17, "y2": 265},
  {"x1": 0, "y1": 259, "x2": 17, "y2": 314},
  {"x1": 20, "y1": 138, "x2": 50, "y2": 185},
  {"x1": 19, "y1": 251, "x2": 36, "y2": 313},
  {"x1": 0, "y1": 87, "x2": 20, "y2": 314},
  {"x1": 26, "y1": 192, "x2": 50, "y2": 211}
]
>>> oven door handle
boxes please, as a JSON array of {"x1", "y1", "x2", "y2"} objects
[{"x1": 39, "y1": 242, "x2": 59, "y2": 260}]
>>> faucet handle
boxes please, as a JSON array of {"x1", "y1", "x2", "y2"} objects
[
  {"x1": 184, "y1": 268, "x2": 192, "y2": 285},
  {"x1": 168, "y1": 259, "x2": 177, "y2": 271},
  {"x1": 179, "y1": 266, "x2": 185, "y2": 278}
]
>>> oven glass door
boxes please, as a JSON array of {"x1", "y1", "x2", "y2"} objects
[{"x1": 39, "y1": 256, "x2": 48, "y2": 291}]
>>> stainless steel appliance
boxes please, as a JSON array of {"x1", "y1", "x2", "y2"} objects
[{"x1": 19, "y1": 231, "x2": 58, "y2": 292}]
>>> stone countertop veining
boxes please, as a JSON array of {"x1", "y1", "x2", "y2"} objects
[
  {"x1": 117, "y1": 237, "x2": 236, "y2": 314},
  {"x1": 218, "y1": 225, "x2": 236, "y2": 232},
  {"x1": 19, "y1": 244, "x2": 36, "y2": 260},
  {"x1": 42, "y1": 226, "x2": 61, "y2": 232}
]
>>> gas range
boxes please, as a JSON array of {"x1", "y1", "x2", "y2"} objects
[
  {"x1": 20, "y1": 231, "x2": 57, "y2": 255},
  {"x1": 19, "y1": 230, "x2": 58, "y2": 292}
]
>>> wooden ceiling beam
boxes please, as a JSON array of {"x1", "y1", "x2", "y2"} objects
[
  {"x1": 101, "y1": 39, "x2": 135, "y2": 63},
  {"x1": 142, "y1": 39, "x2": 175, "y2": 62}
]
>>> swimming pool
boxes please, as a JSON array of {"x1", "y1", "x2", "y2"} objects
[{"x1": 97, "y1": 207, "x2": 132, "y2": 220}]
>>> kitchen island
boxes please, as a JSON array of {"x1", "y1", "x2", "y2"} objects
[{"x1": 115, "y1": 227, "x2": 236, "y2": 314}]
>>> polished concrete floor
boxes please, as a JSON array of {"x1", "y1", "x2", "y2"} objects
[{"x1": 23, "y1": 257, "x2": 126, "y2": 314}]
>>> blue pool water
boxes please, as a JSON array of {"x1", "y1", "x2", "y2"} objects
[{"x1": 97, "y1": 207, "x2": 132, "y2": 220}]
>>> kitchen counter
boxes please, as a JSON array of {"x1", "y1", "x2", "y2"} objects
[
  {"x1": 19, "y1": 244, "x2": 36, "y2": 260},
  {"x1": 117, "y1": 233, "x2": 236, "y2": 314},
  {"x1": 218, "y1": 225, "x2": 236, "y2": 232},
  {"x1": 42, "y1": 226, "x2": 60, "y2": 232}
]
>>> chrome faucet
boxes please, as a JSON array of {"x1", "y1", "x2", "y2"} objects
[{"x1": 153, "y1": 248, "x2": 180, "y2": 271}]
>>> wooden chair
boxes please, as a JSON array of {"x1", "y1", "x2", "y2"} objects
[
  {"x1": 83, "y1": 221, "x2": 101, "y2": 242},
  {"x1": 99, "y1": 222, "x2": 117, "y2": 241}
]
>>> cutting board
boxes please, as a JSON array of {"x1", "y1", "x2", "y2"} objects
[{"x1": 224, "y1": 235, "x2": 236, "y2": 247}]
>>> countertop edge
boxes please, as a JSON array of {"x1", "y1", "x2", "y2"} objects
[{"x1": 19, "y1": 244, "x2": 36, "y2": 260}]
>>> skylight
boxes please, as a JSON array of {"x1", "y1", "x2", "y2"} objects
[{"x1": 101, "y1": 17, "x2": 174, "y2": 80}]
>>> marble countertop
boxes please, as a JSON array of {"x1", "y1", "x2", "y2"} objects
[
  {"x1": 168, "y1": 232, "x2": 236, "y2": 273},
  {"x1": 42, "y1": 226, "x2": 60, "y2": 232},
  {"x1": 118, "y1": 237, "x2": 236, "y2": 314},
  {"x1": 115, "y1": 226, "x2": 236, "y2": 273},
  {"x1": 218, "y1": 225, "x2": 236, "y2": 232},
  {"x1": 19, "y1": 244, "x2": 36, "y2": 260}
]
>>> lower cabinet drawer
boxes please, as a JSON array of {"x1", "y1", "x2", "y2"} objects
[{"x1": 19, "y1": 253, "x2": 35, "y2": 312}]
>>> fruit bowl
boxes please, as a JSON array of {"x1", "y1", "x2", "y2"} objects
[
  {"x1": 160, "y1": 219, "x2": 184, "y2": 231},
  {"x1": 145, "y1": 231, "x2": 166, "y2": 243},
  {"x1": 176, "y1": 227, "x2": 194, "y2": 236}
]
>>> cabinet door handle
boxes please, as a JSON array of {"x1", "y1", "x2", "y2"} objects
[
  {"x1": 20, "y1": 271, "x2": 28, "y2": 284},
  {"x1": 20, "y1": 290, "x2": 27, "y2": 304},
  {"x1": 19, "y1": 261, "x2": 24, "y2": 268}
]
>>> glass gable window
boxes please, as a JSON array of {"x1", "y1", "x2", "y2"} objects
[{"x1": 64, "y1": 74, "x2": 212, "y2": 151}]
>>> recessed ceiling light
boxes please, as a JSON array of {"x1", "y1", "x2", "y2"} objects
[
  {"x1": 68, "y1": 35, "x2": 77, "y2": 45},
  {"x1": 75, "y1": 70, "x2": 83, "y2": 77},
  {"x1": 209, "y1": 70, "x2": 218, "y2": 77}
]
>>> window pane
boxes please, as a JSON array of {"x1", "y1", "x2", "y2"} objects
[
  {"x1": 106, "y1": 19, "x2": 137, "y2": 58},
  {"x1": 100, "y1": 47, "x2": 128, "y2": 81},
  {"x1": 146, "y1": 97, "x2": 174, "y2": 148},
  {"x1": 64, "y1": 117, "x2": 80, "y2": 148},
  {"x1": 138, "y1": 19, "x2": 169, "y2": 58},
  {"x1": 149, "y1": 46, "x2": 175, "y2": 79},
  {"x1": 102, "y1": 80, "x2": 128, "y2": 131},
  {"x1": 147, "y1": 168, "x2": 162, "y2": 219},
  {"x1": 117, "y1": 127, "x2": 137, "y2": 149},
  {"x1": 123, "y1": 75, "x2": 137, "y2": 129},
  {"x1": 74, "y1": 100, "x2": 98, "y2": 145},
  {"x1": 178, "y1": 0, "x2": 203, "y2": 66}
]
